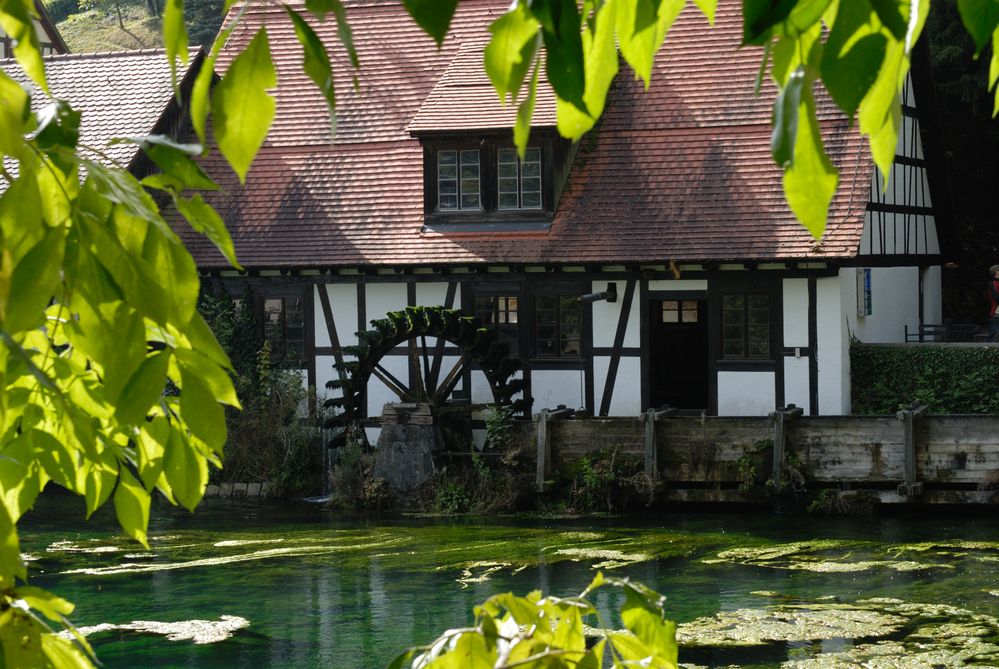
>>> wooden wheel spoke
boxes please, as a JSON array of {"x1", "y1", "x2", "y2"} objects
[
  {"x1": 432, "y1": 355, "x2": 468, "y2": 403},
  {"x1": 372, "y1": 363, "x2": 413, "y2": 401}
]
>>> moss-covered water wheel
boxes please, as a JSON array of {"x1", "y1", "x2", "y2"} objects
[{"x1": 323, "y1": 306, "x2": 527, "y2": 432}]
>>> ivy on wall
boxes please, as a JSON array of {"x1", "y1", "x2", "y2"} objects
[{"x1": 851, "y1": 342, "x2": 999, "y2": 415}]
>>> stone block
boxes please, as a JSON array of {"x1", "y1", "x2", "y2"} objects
[
  {"x1": 204, "y1": 484, "x2": 221, "y2": 498},
  {"x1": 246, "y1": 482, "x2": 262, "y2": 497},
  {"x1": 219, "y1": 482, "x2": 234, "y2": 498},
  {"x1": 232, "y1": 482, "x2": 248, "y2": 497}
]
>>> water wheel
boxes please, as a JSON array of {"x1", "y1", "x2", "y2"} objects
[{"x1": 323, "y1": 306, "x2": 528, "y2": 432}]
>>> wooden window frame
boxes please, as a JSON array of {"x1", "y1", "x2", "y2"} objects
[
  {"x1": 260, "y1": 292, "x2": 307, "y2": 366},
  {"x1": 721, "y1": 293, "x2": 771, "y2": 360},
  {"x1": 497, "y1": 147, "x2": 543, "y2": 210}
]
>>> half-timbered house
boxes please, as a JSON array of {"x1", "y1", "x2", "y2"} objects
[
  {"x1": 179, "y1": 0, "x2": 953, "y2": 442},
  {"x1": 0, "y1": 1, "x2": 68, "y2": 59}
]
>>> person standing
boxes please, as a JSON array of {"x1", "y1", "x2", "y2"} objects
[{"x1": 989, "y1": 264, "x2": 999, "y2": 341}]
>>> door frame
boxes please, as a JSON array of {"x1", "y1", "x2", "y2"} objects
[{"x1": 644, "y1": 289, "x2": 711, "y2": 412}]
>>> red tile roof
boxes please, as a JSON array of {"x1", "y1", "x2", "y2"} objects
[
  {"x1": 1, "y1": 49, "x2": 184, "y2": 169},
  {"x1": 180, "y1": 0, "x2": 873, "y2": 269}
]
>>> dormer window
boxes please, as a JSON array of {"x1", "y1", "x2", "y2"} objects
[
  {"x1": 417, "y1": 133, "x2": 571, "y2": 232},
  {"x1": 438, "y1": 149, "x2": 481, "y2": 211}
]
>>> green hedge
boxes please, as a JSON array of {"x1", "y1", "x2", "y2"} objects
[{"x1": 851, "y1": 341, "x2": 999, "y2": 414}]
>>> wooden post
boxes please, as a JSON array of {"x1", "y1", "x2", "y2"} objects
[
  {"x1": 536, "y1": 409, "x2": 550, "y2": 493},
  {"x1": 770, "y1": 404, "x2": 803, "y2": 484},
  {"x1": 644, "y1": 407, "x2": 676, "y2": 481},
  {"x1": 644, "y1": 409, "x2": 656, "y2": 480},
  {"x1": 896, "y1": 404, "x2": 928, "y2": 497}
]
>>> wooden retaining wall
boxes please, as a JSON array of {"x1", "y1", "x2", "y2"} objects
[{"x1": 521, "y1": 412, "x2": 999, "y2": 505}]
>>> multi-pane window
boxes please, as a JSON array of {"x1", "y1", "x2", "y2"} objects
[
  {"x1": 474, "y1": 295, "x2": 519, "y2": 354},
  {"x1": 536, "y1": 295, "x2": 581, "y2": 357},
  {"x1": 438, "y1": 149, "x2": 481, "y2": 211},
  {"x1": 497, "y1": 147, "x2": 542, "y2": 209},
  {"x1": 722, "y1": 294, "x2": 770, "y2": 358},
  {"x1": 264, "y1": 296, "x2": 306, "y2": 361},
  {"x1": 662, "y1": 300, "x2": 699, "y2": 323}
]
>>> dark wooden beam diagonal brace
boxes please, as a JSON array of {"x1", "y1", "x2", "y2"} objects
[
  {"x1": 317, "y1": 284, "x2": 346, "y2": 383},
  {"x1": 599, "y1": 280, "x2": 636, "y2": 416}
]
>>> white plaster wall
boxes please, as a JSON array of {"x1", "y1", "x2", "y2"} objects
[
  {"x1": 592, "y1": 281, "x2": 640, "y2": 348},
  {"x1": 648, "y1": 279, "x2": 708, "y2": 292},
  {"x1": 717, "y1": 371, "x2": 775, "y2": 416},
  {"x1": 365, "y1": 283, "x2": 407, "y2": 325},
  {"x1": 314, "y1": 354, "x2": 337, "y2": 401},
  {"x1": 314, "y1": 283, "x2": 359, "y2": 349},
  {"x1": 922, "y1": 265, "x2": 943, "y2": 325},
  {"x1": 531, "y1": 369, "x2": 587, "y2": 412},
  {"x1": 844, "y1": 266, "x2": 920, "y2": 343},
  {"x1": 816, "y1": 276, "x2": 849, "y2": 414},
  {"x1": 783, "y1": 356, "x2": 811, "y2": 415},
  {"x1": 366, "y1": 356, "x2": 409, "y2": 418},
  {"x1": 782, "y1": 278, "x2": 809, "y2": 348},
  {"x1": 415, "y1": 282, "x2": 451, "y2": 307},
  {"x1": 593, "y1": 356, "x2": 642, "y2": 416}
]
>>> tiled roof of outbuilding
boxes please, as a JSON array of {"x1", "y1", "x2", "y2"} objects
[
  {"x1": 180, "y1": 0, "x2": 873, "y2": 269},
  {"x1": 1, "y1": 49, "x2": 183, "y2": 169}
]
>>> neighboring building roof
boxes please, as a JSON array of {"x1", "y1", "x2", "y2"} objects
[
  {"x1": 1, "y1": 49, "x2": 198, "y2": 169},
  {"x1": 34, "y1": 0, "x2": 70, "y2": 55},
  {"x1": 180, "y1": 0, "x2": 874, "y2": 270}
]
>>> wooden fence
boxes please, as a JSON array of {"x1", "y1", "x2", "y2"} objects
[{"x1": 521, "y1": 408, "x2": 999, "y2": 505}]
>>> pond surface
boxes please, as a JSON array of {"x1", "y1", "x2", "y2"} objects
[{"x1": 19, "y1": 495, "x2": 999, "y2": 668}]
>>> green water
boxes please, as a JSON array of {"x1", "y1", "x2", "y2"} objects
[{"x1": 19, "y1": 495, "x2": 999, "y2": 668}]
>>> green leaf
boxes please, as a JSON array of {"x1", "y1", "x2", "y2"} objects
[
  {"x1": 115, "y1": 351, "x2": 171, "y2": 426},
  {"x1": 958, "y1": 0, "x2": 999, "y2": 53},
  {"x1": 114, "y1": 466, "x2": 150, "y2": 547},
  {"x1": 0, "y1": 72, "x2": 30, "y2": 159},
  {"x1": 991, "y1": 27, "x2": 999, "y2": 116},
  {"x1": 0, "y1": 0, "x2": 47, "y2": 93},
  {"x1": 83, "y1": 451, "x2": 117, "y2": 518},
  {"x1": 485, "y1": 4, "x2": 541, "y2": 102},
  {"x1": 136, "y1": 417, "x2": 169, "y2": 489},
  {"x1": 514, "y1": 60, "x2": 541, "y2": 157},
  {"x1": 173, "y1": 193, "x2": 241, "y2": 268},
  {"x1": 183, "y1": 311, "x2": 233, "y2": 369},
  {"x1": 0, "y1": 504, "x2": 24, "y2": 587},
  {"x1": 34, "y1": 100, "x2": 81, "y2": 156},
  {"x1": 4, "y1": 226, "x2": 64, "y2": 333},
  {"x1": 617, "y1": 0, "x2": 685, "y2": 87},
  {"x1": 85, "y1": 161, "x2": 164, "y2": 227},
  {"x1": 175, "y1": 348, "x2": 239, "y2": 407},
  {"x1": 164, "y1": 429, "x2": 207, "y2": 512},
  {"x1": 39, "y1": 633, "x2": 93, "y2": 669},
  {"x1": 17, "y1": 587, "x2": 74, "y2": 622},
  {"x1": 0, "y1": 433, "x2": 43, "y2": 523},
  {"x1": 180, "y1": 365, "x2": 227, "y2": 453},
  {"x1": 577, "y1": 638, "x2": 605, "y2": 669},
  {"x1": 286, "y1": 7, "x2": 336, "y2": 115},
  {"x1": 163, "y1": 0, "x2": 188, "y2": 87},
  {"x1": 533, "y1": 0, "x2": 588, "y2": 113},
  {"x1": 693, "y1": 0, "x2": 718, "y2": 23},
  {"x1": 870, "y1": 0, "x2": 908, "y2": 40},
  {"x1": 783, "y1": 89, "x2": 838, "y2": 238},
  {"x1": 821, "y1": 0, "x2": 887, "y2": 118},
  {"x1": 742, "y1": 0, "x2": 797, "y2": 45},
  {"x1": 141, "y1": 227, "x2": 200, "y2": 325},
  {"x1": 402, "y1": 0, "x2": 459, "y2": 45},
  {"x1": 858, "y1": 39, "x2": 905, "y2": 181},
  {"x1": 555, "y1": 0, "x2": 618, "y2": 138},
  {"x1": 211, "y1": 27, "x2": 276, "y2": 183},
  {"x1": 771, "y1": 66, "x2": 804, "y2": 167},
  {"x1": 620, "y1": 588, "x2": 677, "y2": 663},
  {"x1": 122, "y1": 136, "x2": 215, "y2": 191},
  {"x1": 305, "y1": 0, "x2": 359, "y2": 76},
  {"x1": 31, "y1": 429, "x2": 85, "y2": 494}
]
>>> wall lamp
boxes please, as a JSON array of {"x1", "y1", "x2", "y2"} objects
[{"x1": 580, "y1": 283, "x2": 617, "y2": 303}]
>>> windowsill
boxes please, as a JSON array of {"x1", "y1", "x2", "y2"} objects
[
  {"x1": 422, "y1": 219, "x2": 552, "y2": 234},
  {"x1": 716, "y1": 359, "x2": 776, "y2": 372}
]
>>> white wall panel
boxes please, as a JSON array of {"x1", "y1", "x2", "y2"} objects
[
  {"x1": 314, "y1": 283, "x2": 359, "y2": 349},
  {"x1": 846, "y1": 266, "x2": 919, "y2": 343},
  {"x1": 366, "y1": 283, "x2": 407, "y2": 326},
  {"x1": 816, "y1": 277, "x2": 849, "y2": 414},
  {"x1": 592, "y1": 281, "x2": 639, "y2": 348},
  {"x1": 922, "y1": 265, "x2": 943, "y2": 325},
  {"x1": 593, "y1": 356, "x2": 642, "y2": 416},
  {"x1": 648, "y1": 279, "x2": 708, "y2": 292},
  {"x1": 782, "y1": 278, "x2": 809, "y2": 348},
  {"x1": 314, "y1": 355, "x2": 337, "y2": 401},
  {"x1": 532, "y1": 369, "x2": 586, "y2": 412},
  {"x1": 717, "y1": 371, "x2": 775, "y2": 416},
  {"x1": 783, "y1": 356, "x2": 811, "y2": 415},
  {"x1": 416, "y1": 282, "x2": 451, "y2": 307}
]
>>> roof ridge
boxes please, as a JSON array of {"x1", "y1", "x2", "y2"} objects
[{"x1": 1, "y1": 47, "x2": 169, "y2": 64}]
